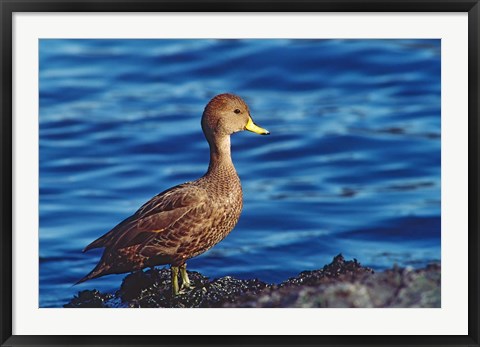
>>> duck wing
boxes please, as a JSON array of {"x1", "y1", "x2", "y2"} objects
[{"x1": 82, "y1": 183, "x2": 208, "y2": 252}]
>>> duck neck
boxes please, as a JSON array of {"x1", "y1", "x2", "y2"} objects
[{"x1": 206, "y1": 135, "x2": 236, "y2": 177}]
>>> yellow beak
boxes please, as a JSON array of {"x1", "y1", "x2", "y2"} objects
[{"x1": 245, "y1": 117, "x2": 270, "y2": 135}]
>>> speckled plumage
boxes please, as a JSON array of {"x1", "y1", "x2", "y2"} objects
[{"x1": 77, "y1": 94, "x2": 269, "y2": 286}]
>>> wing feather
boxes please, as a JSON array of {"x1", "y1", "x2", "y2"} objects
[{"x1": 83, "y1": 183, "x2": 208, "y2": 252}]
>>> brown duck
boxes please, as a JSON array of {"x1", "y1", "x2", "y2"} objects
[{"x1": 76, "y1": 93, "x2": 269, "y2": 295}]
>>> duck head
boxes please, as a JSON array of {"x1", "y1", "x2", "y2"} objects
[{"x1": 201, "y1": 93, "x2": 269, "y2": 140}]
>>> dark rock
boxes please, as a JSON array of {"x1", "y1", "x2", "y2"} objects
[
  {"x1": 280, "y1": 254, "x2": 373, "y2": 288},
  {"x1": 64, "y1": 254, "x2": 440, "y2": 308},
  {"x1": 63, "y1": 289, "x2": 113, "y2": 308},
  {"x1": 228, "y1": 260, "x2": 440, "y2": 308},
  {"x1": 113, "y1": 268, "x2": 270, "y2": 308}
]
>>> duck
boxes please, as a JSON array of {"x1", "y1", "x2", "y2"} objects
[{"x1": 76, "y1": 93, "x2": 269, "y2": 295}]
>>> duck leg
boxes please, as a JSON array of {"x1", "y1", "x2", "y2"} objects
[
  {"x1": 179, "y1": 263, "x2": 193, "y2": 291},
  {"x1": 171, "y1": 266, "x2": 179, "y2": 296}
]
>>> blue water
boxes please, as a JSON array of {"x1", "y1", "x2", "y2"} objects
[{"x1": 39, "y1": 39, "x2": 441, "y2": 308}]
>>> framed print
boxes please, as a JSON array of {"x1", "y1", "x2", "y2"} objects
[{"x1": 1, "y1": 1, "x2": 479, "y2": 346}]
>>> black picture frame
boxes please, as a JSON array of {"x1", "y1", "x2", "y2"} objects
[{"x1": 1, "y1": 1, "x2": 479, "y2": 346}]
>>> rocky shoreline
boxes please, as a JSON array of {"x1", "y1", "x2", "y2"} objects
[{"x1": 65, "y1": 254, "x2": 440, "y2": 308}]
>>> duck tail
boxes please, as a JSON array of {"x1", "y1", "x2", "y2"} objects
[
  {"x1": 82, "y1": 237, "x2": 108, "y2": 253},
  {"x1": 74, "y1": 262, "x2": 110, "y2": 285}
]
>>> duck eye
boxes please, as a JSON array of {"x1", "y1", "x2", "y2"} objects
[{"x1": 234, "y1": 109, "x2": 241, "y2": 114}]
